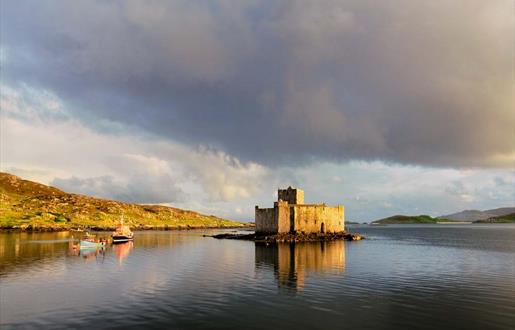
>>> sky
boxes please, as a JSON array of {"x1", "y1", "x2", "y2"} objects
[{"x1": 1, "y1": 0, "x2": 514, "y2": 222}]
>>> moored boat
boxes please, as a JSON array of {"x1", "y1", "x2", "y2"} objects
[
  {"x1": 111, "y1": 234, "x2": 134, "y2": 243},
  {"x1": 112, "y1": 218, "x2": 134, "y2": 243},
  {"x1": 79, "y1": 239, "x2": 106, "y2": 249},
  {"x1": 79, "y1": 233, "x2": 106, "y2": 249}
]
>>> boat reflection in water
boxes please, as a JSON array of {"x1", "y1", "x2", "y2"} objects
[
  {"x1": 67, "y1": 238, "x2": 132, "y2": 264},
  {"x1": 68, "y1": 239, "x2": 105, "y2": 261},
  {"x1": 255, "y1": 240, "x2": 346, "y2": 292},
  {"x1": 112, "y1": 241, "x2": 133, "y2": 264}
]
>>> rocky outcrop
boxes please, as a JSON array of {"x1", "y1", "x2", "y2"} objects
[{"x1": 210, "y1": 231, "x2": 364, "y2": 242}]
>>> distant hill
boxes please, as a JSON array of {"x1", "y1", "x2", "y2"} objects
[
  {"x1": 474, "y1": 213, "x2": 515, "y2": 223},
  {"x1": 438, "y1": 207, "x2": 515, "y2": 221},
  {"x1": 371, "y1": 215, "x2": 452, "y2": 224},
  {"x1": 0, "y1": 172, "x2": 247, "y2": 231}
]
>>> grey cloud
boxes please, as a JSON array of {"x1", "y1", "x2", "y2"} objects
[
  {"x1": 51, "y1": 174, "x2": 185, "y2": 204},
  {"x1": 444, "y1": 181, "x2": 467, "y2": 196},
  {"x1": 494, "y1": 176, "x2": 511, "y2": 187},
  {"x1": 2, "y1": 0, "x2": 513, "y2": 168}
]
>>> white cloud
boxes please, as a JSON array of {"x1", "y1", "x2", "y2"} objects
[
  {"x1": 293, "y1": 161, "x2": 515, "y2": 221},
  {"x1": 331, "y1": 176, "x2": 343, "y2": 183},
  {"x1": 123, "y1": 154, "x2": 170, "y2": 176}
]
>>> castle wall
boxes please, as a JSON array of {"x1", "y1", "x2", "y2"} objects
[
  {"x1": 291, "y1": 204, "x2": 344, "y2": 233},
  {"x1": 276, "y1": 201, "x2": 291, "y2": 233},
  {"x1": 321, "y1": 205, "x2": 345, "y2": 232},
  {"x1": 255, "y1": 206, "x2": 277, "y2": 234}
]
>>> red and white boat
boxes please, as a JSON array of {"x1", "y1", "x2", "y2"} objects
[{"x1": 112, "y1": 218, "x2": 134, "y2": 243}]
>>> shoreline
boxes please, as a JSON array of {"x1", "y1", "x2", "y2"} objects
[
  {"x1": 0, "y1": 224, "x2": 255, "y2": 233},
  {"x1": 209, "y1": 231, "x2": 364, "y2": 242}
]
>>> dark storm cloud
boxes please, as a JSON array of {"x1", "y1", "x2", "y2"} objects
[{"x1": 1, "y1": 0, "x2": 513, "y2": 168}]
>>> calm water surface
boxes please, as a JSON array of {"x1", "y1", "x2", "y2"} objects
[{"x1": 1, "y1": 224, "x2": 514, "y2": 329}]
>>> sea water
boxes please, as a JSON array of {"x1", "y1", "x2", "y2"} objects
[{"x1": 1, "y1": 224, "x2": 514, "y2": 329}]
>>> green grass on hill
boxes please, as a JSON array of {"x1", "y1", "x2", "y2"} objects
[
  {"x1": 372, "y1": 214, "x2": 453, "y2": 224},
  {"x1": 0, "y1": 172, "x2": 249, "y2": 231}
]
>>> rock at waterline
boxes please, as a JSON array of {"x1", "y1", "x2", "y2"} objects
[{"x1": 209, "y1": 231, "x2": 364, "y2": 242}]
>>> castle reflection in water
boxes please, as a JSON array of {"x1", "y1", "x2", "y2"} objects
[{"x1": 255, "y1": 241, "x2": 346, "y2": 292}]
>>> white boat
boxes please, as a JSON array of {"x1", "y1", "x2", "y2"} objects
[
  {"x1": 79, "y1": 239, "x2": 106, "y2": 249},
  {"x1": 79, "y1": 234, "x2": 106, "y2": 249}
]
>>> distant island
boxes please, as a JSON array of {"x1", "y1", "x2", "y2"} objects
[
  {"x1": 438, "y1": 207, "x2": 515, "y2": 222},
  {"x1": 0, "y1": 172, "x2": 248, "y2": 231},
  {"x1": 372, "y1": 207, "x2": 515, "y2": 224},
  {"x1": 372, "y1": 215, "x2": 449, "y2": 224},
  {"x1": 474, "y1": 213, "x2": 515, "y2": 223}
]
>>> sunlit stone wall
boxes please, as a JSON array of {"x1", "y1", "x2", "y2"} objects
[
  {"x1": 292, "y1": 204, "x2": 344, "y2": 233},
  {"x1": 255, "y1": 188, "x2": 344, "y2": 234}
]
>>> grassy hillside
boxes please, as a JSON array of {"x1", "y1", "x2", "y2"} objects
[
  {"x1": 372, "y1": 215, "x2": 453, "y2": 224},
  {"x1": 0, "y1": 172, "x2": 248, "y2": 231},
  {"x1": 474, "y1": 213, "x2": 515, "y2": 223}
]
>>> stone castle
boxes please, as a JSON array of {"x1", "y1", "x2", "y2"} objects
[{"x1": 255, "y1": 187, "x2": 344, "y2": 234}]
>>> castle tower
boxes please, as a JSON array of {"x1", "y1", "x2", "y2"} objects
[{"x1": 278, "y1": 186, "x2": 304, "y2": 205}]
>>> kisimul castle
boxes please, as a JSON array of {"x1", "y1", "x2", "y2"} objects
[{"x1": 255, "y1": 187, "x2": 344, "y2": 234}]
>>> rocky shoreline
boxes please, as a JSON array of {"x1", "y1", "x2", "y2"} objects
[
  {"x1": 0, "y1": 224, "x2": 255, "y2": 232},
  {"x1": 210, "y1": 231, "x2": 364, "y2": 242}
]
